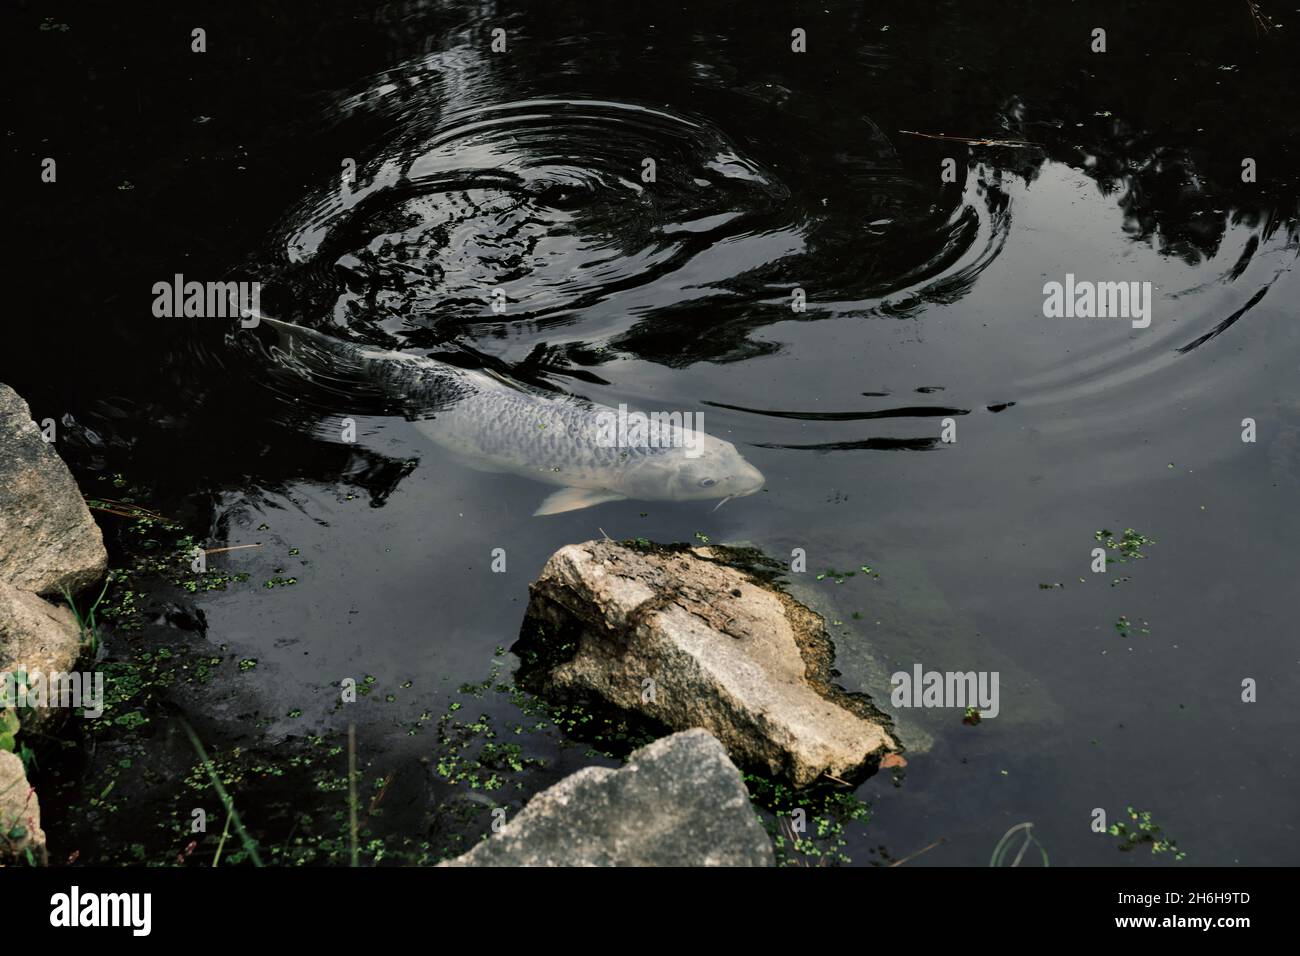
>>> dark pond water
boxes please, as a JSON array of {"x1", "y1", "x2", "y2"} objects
[{"x1": 7, "y1": 0, "x2": 1298, "y2": 865}]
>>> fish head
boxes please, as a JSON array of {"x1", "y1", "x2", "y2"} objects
[{"x1": 616, "y1": 433, "x2": 765, "y2": 502}]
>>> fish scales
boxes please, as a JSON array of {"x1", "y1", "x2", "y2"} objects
[{"x1": 259, "y1": 316, "x2": 764, "y2": 513}]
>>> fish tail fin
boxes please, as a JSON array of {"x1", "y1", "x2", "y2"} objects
[{"x1": 252, "y1": 316, "x2": 370, "y2": 373}]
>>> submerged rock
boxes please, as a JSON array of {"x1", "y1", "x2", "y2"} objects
[
  {"x1": 517, "y1": 540, "x2": 898, "y2": 787},
  {"x1": 0, "y1": 384, "x2": 107, "y2": 597},
  {"x1": 443, "y1": 729, "x2": 773, "y2": 866},
  {"x1": 0, "y1": 750, "x2": 48, "y2": 865}
]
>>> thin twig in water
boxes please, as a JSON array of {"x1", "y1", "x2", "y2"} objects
[
  {"x1": 367, "y1": 772, "x2": 394, "y2": 818},
  {"x1": 87, "y1": 505, "x2": 151, "y2": 519},
  {"x1": 889, "y1": 837, "x2": 947, "y2": 867},
  {"x1": 94, "y1": 496, "x2": 165, "y2": 514},
  {"x1": 899, "y1": 129, "x2": 1040, "y2": 148},
  {"x1": 780, "y1": 817, "x2": 809, "y2": 867},
  {"x1": 202, "y1": 544, "x2": 263, "y2": 555},
  {"x1": 1246, "y1": 0, "x2": 1274, "y2": 34},
  {"x1": 83, "y1": 497, "x2": 169, "y2": 521},
  {"x1": 348, "y1": 723, "x2": 359, "y2": 868}
]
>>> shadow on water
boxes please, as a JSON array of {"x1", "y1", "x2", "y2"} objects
[{"x1": 6, "y1": 0, "x2": 1299, "y2": 864}]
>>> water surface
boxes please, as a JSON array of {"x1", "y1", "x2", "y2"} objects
[{"x1": 8, "y1": 0, "x2": 1298, "y2": 865}]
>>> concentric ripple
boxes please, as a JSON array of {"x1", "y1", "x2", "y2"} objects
[{"x1": 269, "y1": 98, "x2": 790, "y2": 347}]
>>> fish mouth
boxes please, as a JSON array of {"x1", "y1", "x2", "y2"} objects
[
  {"x1": 711, "y1": 470, "x2": 763, "y2": 510},
  {"x1": 731, "y1": 464, "x2": 765, "y2": 497}
]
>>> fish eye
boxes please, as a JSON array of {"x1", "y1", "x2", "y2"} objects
[{"x1": 698, "y1": 478, "x2": 717, "y2": 487}]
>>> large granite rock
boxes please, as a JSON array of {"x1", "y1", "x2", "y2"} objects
[
  {"x1": 518, "y1": 540, "x2": 898, "y2": 787},
  {"x1": 0, "y1": 750, "x2": 48, "y2": 865},
  {"x1": 0, "y1": 384, "x2": 107, "y2": 597},
  {"x1": 443, "y1": 729, "x2": 773, "y2": 866},
  {"x1": 0, "y1": 581, "x2": 85, "y2": 735}
]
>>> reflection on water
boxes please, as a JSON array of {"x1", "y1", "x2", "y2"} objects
[{"x1": 8, "y1": 0, "x2": 1299, "y2": 865}]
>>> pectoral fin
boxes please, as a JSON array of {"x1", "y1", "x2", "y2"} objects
[{"x1": 534, "y1": 487, "x2": 627, "y2": 516}]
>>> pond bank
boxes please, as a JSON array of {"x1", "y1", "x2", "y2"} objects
[
  {"x1": 0, "y1": 383, "x2": 108, "y2": 864},
  {"x1": 2, "y1": 388, "x2": 889, "y2": 865}
]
